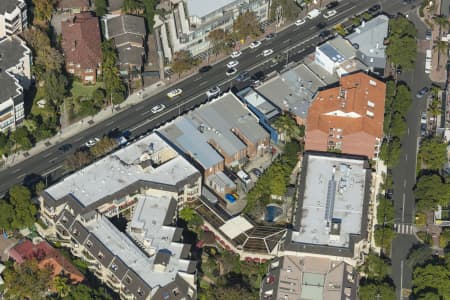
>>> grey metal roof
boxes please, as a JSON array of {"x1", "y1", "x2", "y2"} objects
[
  {"x1": 106, "y1": 15, "x2": 146, "y2": 38},
  {"x1": 0, "y1": 0, "x2": 23, "y2": 14},
  {"x1": 236, "y1": 88, "x2": 280, "y2": 120},
  {"x1": 0, "y1": 36, "x2": 30, "y2": 104},
  {"x1": 107, "y1": 0, "x2": 123, "y2": 12},
  {"x1": 346, "y1": 15, "x2": 389, "y2": 70},
  {"x1": 327, "y1": 36, "x2": 356, "y2": 59},
  {"x1": 117, "y1": 44, "x2": 145, "y2": 66},
  {"x1": 185, "y1": 0, "x2": 236, "y2": 18}
]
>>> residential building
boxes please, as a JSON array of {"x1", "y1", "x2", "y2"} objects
[
  {"x1": 305, "y1": 72, "x2": 385, "y2": 158},
  {"x1": 61, "y1": 12, "x2": 102, "y2": 84},
  {"x1": 0, "y1": 263, "x2": 4, "y2": 285},
  {"x1": 107, "y1": 0, "x2": 124, "y2": 14},
  {"x1": 56, "y1": 0, "x2": 91, "y2": 13},
  {"x1": 314, "y1": 36, "x2": 357, "y2": 76},
  {"x1": 0, "y1": 35, "x2": 31, "y2": 132},
  {"x1": 0, "y1": 0, "x2": 27, "y2": 39},
  {"x1": 261, "y1": 256, "x2": 357, "y2": 300},
  {"x1": 347, "y1": 15, "x2": 389, "y2": 75},
  {"x1": 9, "y1": 239, "x2": 85, "y2": 283},
  {"x1": 154, "y1": 0, "x2": 271, "y2": 61},
  {"x1": 285, "y1": 152, "x2": 371, "y2": 260},
  {"x1": 104, "y1": 14, "x2": 147, "y2": 78},
  {"x1": 39, "y1": 133, "x2": 201, "y2": 300}
]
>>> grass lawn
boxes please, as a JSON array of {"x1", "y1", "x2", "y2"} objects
[
  {"x1": 30, "y1": 86, "x2": 57, "y2": 121},
  {"x1": 70, "y1": 81, "x2": 104, "y2": 99}
]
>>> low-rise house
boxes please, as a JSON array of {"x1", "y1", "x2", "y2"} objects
[
  {"x1": 62, "y1": 12, "x2": 102, "y2": 84},
  {"x1": 0, "y1": 36, "x2": 31, "y2": 132},
  {"x1": 107, "y1": 0, "x2": 124, "y2": 14},
  {"x1": 56, "y1": 0, "x2": 90, "y2": 13},
  {"x1": 0, "y1": 0, "x2": 27, "y2": 39},
  {"x1": 304, "y1": 72, "x2": 385, "y2": 158},
  {"x1": 104, "y1": 14, "x2": 146, "y2": 79},
  {"x1": 9, "y1": 239, "x2": 84, "y2": 283}
]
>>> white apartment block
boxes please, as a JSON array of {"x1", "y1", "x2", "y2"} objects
[
  {"x1": 0, "y1": 35, "x2": 31, "y2": 132},
  {"x1": 0, "y1": 0, "x2": 27, "y2": 39},
  {"x1": 154, "y1": 0, "x2": 271, "y2": 61}
]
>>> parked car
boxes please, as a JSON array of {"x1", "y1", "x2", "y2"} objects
[
  {"x1": 319, "y1": 30, "x2": 332, "y2": 39},
  {"x1": 369, "y1": 4, "x2": 381, "y2": 13},
  {"x1": 250, "y1": 41, "x2": 262, "y2": 49},
  {"x1": 316, "y1": 22, "x2": 327, "y2": 29},
  {"x1": 230, "y1": 51, "x2": 242, "y2": 58},
  {"x1": 425, "y1": 29, "x2": 432, "y2": 40},
  {"x1": 151, "y1": 104, "x2": 166, "y2": 114},
  {"x1": 226, "y1": 60, "x2": 239, "y2": 69},
  {"x1": 265, "y1": 33, "x2": 275, "y2": 40},
  {"x1": 251, "y1": 80, "x2": 262, "y2": 87},
  {"x1": 421, "y1": 123, "x2": 427, "y2": 137},
  {"x1": 262, "y1": 49, "x2": 274, "y2": 57},
  {"x1": 226, "y1": 67, "x2": 237, "y2": 76},
  {"x1": 251, "y1": 71, "x2": 265, "y2": 81},
  {"x1": 58, "y1": 144, "x2": 72, "y2": 152},
  {"x1": 385, "y1": 189, "x2": 393, "y2": 200},
  {"x1": 251, "y1": 168, "x2": 262, "y2": 177},
  {"x1": 206, "y1": 86, "x2": 221, "y2": 98},
  {"x1": 199, "y1": 65, "x2": 212, "y2": 73},
  {"x1": 167, "y1": 88, "x2": 183, "y2": 98},
  {"x1": 85, "y1": 137, "x2": 100, "y2": 148},
  {"x1": 326, "y1": 1, "x2": 339, "y2": 9},
  {"x1": 421, "y1": 112, "x2": 427, "y2": 124},
  {"x1": 295, "y1": 18, "x2": 306, "y2": 26},
  {"x1": 416, "y1": 87, "x2": 430, "y2": 98},
  {"x1": 236, "y1": 71, "x2": 250, "y2": 82},
  {"x1": 306, "y1": 8, "x2": 321, "y2": 19},
  {"x1": 323, "y1": 9, "x2": 337, "y2": 19}
]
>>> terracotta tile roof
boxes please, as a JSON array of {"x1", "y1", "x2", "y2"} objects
[
  {"x1": 305, "y1": 72, "x2": 386, "y2": 158},
  {"x1": 62, "y1": 12, "x2": 102, "y2": 70}
]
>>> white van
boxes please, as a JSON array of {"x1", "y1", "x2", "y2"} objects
[
  {"x1": 306, "y1": 9, "x2": 321, "y2": 19},
  {"x1": 237, "y1": 170, "x2": 252, "y2": 185}
]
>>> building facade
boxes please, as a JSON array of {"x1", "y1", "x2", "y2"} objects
[
  {"x1": 0, "y1": 35, "x2": 31, "y2": 132},
  {"x1": 0, "y1": 0, "x2": 27, "y2": 39},
  {"x1": 154, "y1": 0, "x2": 271, "y2": 61}
]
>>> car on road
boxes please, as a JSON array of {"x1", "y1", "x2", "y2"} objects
[
  {"x1": 230, "y1": 51, "x2": 242, "y2": 58},
  {"x1": 326, "y1": 1, "x2": 339, "y2": 9},
  {"x1": 316, "y1": 21, "x2": 327, "y2": 29},
  {"x1": 295, "y1": 18, "x2": 306, "y2": 26},
  {"x1": 249, "y1": 41, "x2": 262, "y2": 49},
  {"x1": 306, "y1": 8, "x2": 321, "y2": 19},
  {"x1": 227, "y1": 60, "x2": 239, "y2": 68},
  {"x1": 262, "y1": 49, "x2": 274, "y2": 57},
  {"x1": 206, "y1": 86, "x2": 221, "y2": 98},
  {"x1": 236, "y1": 71, "x2": 250, "y2": 82},
  {"x1": 369, "y1": 4, "x2": 381, "y2": 13},
  {"x1": 421, "y1": 123, "x2": 427, "y2": 137},
  {"x1": 251, "y1": 80, "x2": 262, "y2": 87},
  {"x1": 167, "y1": 88, "x2": 183, "y2": 98},
  {"x1": 319, "y1": 30, "x2": 332, "y2": 39},
  {"x1": 425, "y1": 29, "x2": 432, "y2": 40},
  {"x1": 226, "y1": 67, "x2": 237, "y2": 76},
  {"x1": 265, "y1": 33, "x2": 275, "y2": 40},
  {"x1": 416, "y1": 87, "x2": 430, "y2": 98},
  {"x1": 85, "y1": 137, "x2": 100, "y2": 148},
  {"x1": 323, "y1": 9, "x2": 337, "y2": 19},
  {"x1": 251, "y1": 71, "x2": 265, "y2": 81},
  {"x1": 151, "y1": 104, "x2": 166, "y2": 114},
  {"x1": 421, "y1": 112, "x2": 427, "y2": 124},
  {"x1": 199, "y1": 65, "x2": 212, "y2": 73},
  {"x1": 58, "y1": 144, "x2": 72, "y2": 152},
  {"x1": 251, "y1": 168, "x2": 262, "y2": 177}
]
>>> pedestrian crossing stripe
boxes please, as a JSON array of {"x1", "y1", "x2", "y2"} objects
[{"x1": 394, "y1": 223, "x2": 415, "y2": 235}]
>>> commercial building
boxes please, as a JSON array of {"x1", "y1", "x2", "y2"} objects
[
  {"x1": 305, "y1": 72, "x2": 385, "y2": 158},
  {"x1": 0, "y1": 0, "x2": 27, "y2": 39},
  {"x1": 285, "y1": 152, "x2": 371, "y2": 260},
  {"x1": 0, "y1": 35, "x2": 31, "y2": 132},
  {"x1": 61, "y1": 12, "x2": 102, "y2": 84},
  {"x1": 39, "y1": 133, "x2": 201, "y2": 300},
  {"x1": 261, "y1": 255, "x2": 357, "y2": 300},
  {"x1": 154, "y1": 0, "x2": 271, "y2": 61}
]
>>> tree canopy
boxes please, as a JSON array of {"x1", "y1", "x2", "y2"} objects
[
  {"x1": 414, "y1": 174, "x2": 450, "y2": 212},
  {"x1": 413, "y1": 264, "x2": 450, "y2": 299},
  {"x1": 171, "y1": 51, "x2": 199, "y2": 76},
  {"x1": 360, "y1": 253, "x2": 392, "y2": 281},
  {"x1": 419, "y1": 137, "x2": 447, "y2": 170},
  {"x1": 32, "y1": 0, "x2": 55, "y2": 24},
  {"x1": 233, "y1": 12, "x2": 262, "y2": 41},
  {"x1": 102, "y1": 40, "x2": 126, "y2": 104},
  {"x1": 358, "y1": 282, "x2": 396, "y2": 300},
  {"x1": 270, "y1": 0, "x2": 302, "y2": 21},
  {"x1": 95, "y1": 0, "x2": 107, "y2": 16},
  {"x1": 208, "y1": 29, "x2": 233, "y2": 55},
  {"x1": 386, "y1": 16, "x2": 417, "y2": 70},
  {"x1": 0, "y1": 185, "x2": 37, "y2": 231}
]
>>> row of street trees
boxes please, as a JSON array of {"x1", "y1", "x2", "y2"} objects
[{"x1": 358, "y1": 253, "x2": 396, "y2": 299}]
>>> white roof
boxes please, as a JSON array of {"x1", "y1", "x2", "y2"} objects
[
  {"x1": 219, "y1": 216, "x2": 254, "y2": 239},
  {"x1": 185, "y1": 0, "x2": 235, "y2": 18}
]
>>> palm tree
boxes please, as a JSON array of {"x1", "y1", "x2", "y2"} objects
[
  {"x1": 272, "y1": 114, "x2": 301, "y2": 144},
  {"x1": 179, "y1": 207, "x2": 195, "y2": 222},
  {"x1": 53, "y1": 276, "x2": 71, "y2": 297},
  {"x1": 428, "y1": 88, "x2": 441, "y2": 130},
  {"x1": 433, "y1": 15, "x2": 449, "y2": 30},
  {"x1": 433, "y1": 40, "x2": 448, "y2": 71}
]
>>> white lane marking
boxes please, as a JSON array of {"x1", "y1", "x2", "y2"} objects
[
  {"x1": 404, "y1": 179, "x2": 407, "y2": 188},
  {"x1": 400, "y1": 260, "x2": 404, "y2": 300},
  {"x1": 16, "y1": 173, "x2": 26, "y2": 179},
  {"x1": 74, "y1": 136, "x2": 83, "y2": 142},
  {"x1": 12, "y1": 168, "x2": 21, "y2": 174},
  {"x1": 42, "y1": 164, "x2": 63, "y2": 176},
  {"x1": 402, "y1": 193, "x2": 406, "y2": 223},
  {"x1": 43, "y1": 152, "x2": 54, "y2": 158},
  {"x1": 141, "y1": 110, "x2": 152, "y2": 116},
  {"x1": 105, "y1": 120, "x2": 115, "y2": 127},
  {"x1": 193, "y1": 77, "x2": 202, "y2": 82},
  {"x1": 199, "y1": 81, "x2": 208, "y2": 86},
  {"x1": 405, "y1": 154, "x2": 408, "y2": 161}
]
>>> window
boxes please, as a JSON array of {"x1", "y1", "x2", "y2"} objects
[
  {"x1": 98, "y1": 252, "x2": 104, "y2": 259},
  {"x1": 110, "y1": 263, "x2": 118, "y2": 271},
  {"x1": 125, "y1": 275, "x2": 132, "y2": 284},
  {"x1": 367, "y1": 101, "x2": 375, "y2": 108},
  {"x1": 137, "y1": 288, "x2": 144, "y2": 296},
  {"x1": 369, "y1": 80, "x2": 377, "y2": 86},
  {"x1": 72, "y1": 229, "x2": 79, "y2": 237},
  {"x1": 366, "y1": 110, "x2": 374, "y2": 117},
  {"x1": 86, "y1": 240, "x2": 93, "y2": 248}
]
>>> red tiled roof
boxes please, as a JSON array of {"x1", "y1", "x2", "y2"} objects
[
  {"x1": 305, "y1": 72, "x2": 386, "y2": 158},
  {"x1": 62, "y1": 12, "x2": 102, "y2": 70}
]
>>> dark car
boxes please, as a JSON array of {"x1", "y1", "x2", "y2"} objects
[
  {"x1": 319, "y1": 30, "x2": 332, "y2": 39},
  {"x1": 385, "y1": 189, "x2": 393, "y2": 200},
  {"x1": 416, "y1": 87, "x2": 430, "y2": 98},
  {"x1": 265, "y1": 33, "x2": 275, "y2": 40},
  {"x1": 326, "y1": 1, "x2": 339, "y2": 9},
  {"x1": 236, "y1": 71, "x2": 250, "y2": 82},
  {"x1": 425, "y1": 29, "x2": 432, "y2": 40},
  {"x1": 251, "y1": 168, "x2": 263, "y2": 177},
  {"x1": 58, "y1": 144, "x2": 72, "y2": 152},
  {"x1": 199, "y1": 65, "x2": 212, "y2": 73},
  {"x1": 316, "y1": 22, "x2": 327, "y2": 29},
  {"x1": 369, "y1": 4, "x2": 381, "y2": 13},
  {"x1": 251, "y1": 71, "x2": 265, "y2": 81},
  {"x1": 396, "y1": 66, "x2": 402, "y2": 74}
]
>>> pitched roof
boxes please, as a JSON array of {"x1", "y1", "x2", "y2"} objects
[
  {"x1": 57, "y1": 0, "x2": 90, "y2": 9},
  {"x1": 106, "y1": 14, "x2": 146, "y2": 39},
  {"x1": 0, "y1": 0, "x2": 24, "y2": 14},
  {"x1": 62, "y1": 12, "x2": 102, "y2": 69}
]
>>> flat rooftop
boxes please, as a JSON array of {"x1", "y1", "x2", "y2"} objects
[
  {"x1": 185, "y1": 0, "x2": 235, "y2": 18},
  {"x1": 291, "y1": 153, "x2": 368, "y2": 248},
  {"x1": 45, "y1": 133, "x2": 199, "y2": 207},
  {"x1": 236, "y1": 88, "x2": 280, "y2": 120}
]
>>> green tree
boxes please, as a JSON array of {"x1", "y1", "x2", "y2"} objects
[
  {"x1": 0, "y1": 131, "x2": 8, "y2": 154},
  {"x1": 414, "y1": 174, "x2": 449, "y2": 212},
  {"x1": 270, "y1": 0, "x2": 301, "y2": 21},
  {"x1": 392, "y1": 84, "x2": 412, "y2": 116},
  {"x1": 64, "y1": 150, "x2": 93, "y2": 171},
  {"x1": 272, "y1": 114, "x2": 301, "y2": 143},
  {"x1": 11, "y1": 127, "x2": 33, "y2": 150},
  {"x1": 433, "y1": 15, "x2": 449, "y2": 29},
  {"x1": 179, "y1": 207, "x2": 195, "y2": 222},
  {"x1": 142, "y1": 0, "x2": 156, "y2": 32},
  {"x1": 440, "y1": 228, "x2": 450, "y2": 248},
  {"x1": 122, "y1": 0, "x2": 143, "y2": 14},
  {"x1": 64, "y1": 284, "x2": 112, "y2": 300},
  {"x1": 95, "y1": 0, "x2": 107, "y2": 16},
  {"x1": 44, "y1": 71, "x2": 68, "y2": 106},
  {"x1": 386, "y1": 16, "x2": 417, "y2": 70},
  {"x1": 407, "y1": 245, "x2": 433, "y2": 268},
  {"x1": 208, "y1": 29, "x2": 232, "y2": 56},
  {"x1": 358, "y1": 282, "x2": 396, "y2": 300},
  {"x1": 379, "y1": 137, "x2": 401, "y2": 168},
  {"x1": 8, "y1": 185, "x2": 37, "y2": 229},
  {"x1": 377, "y1": 195, "x2": 394, "y2": 225},
  {"x1": 374, "y1": 225, "x2": 396, "y2": 251},
  {"x1": 360, "y1": 253, "x2": 391, "y2": 280},
  {"x1": 419, "y1": 137, "x2": 447, "y2": 170},
  {"x1": 171, "y1": 51, "x2": 199, "y2": 77},
  {"x1": 92, "y1": 88, "x2": 106, "y2": 107},
  {"x1": 433, "y1": 40, "x2": 448, "y2": 70},
  {"x1": 102, "y1": 40, "x2": 126, "y2": 104},
  {"x1": 0, "y1": 201, "x2": 14, "y2": 231},
  {"x1": 89, "y1": 136, "x2": 117, "y2": 158},
  {"x1": 233, "y1": 12, "x2": 262, "y2": 41},
  {"x1": 32, "y1": 0, "x2": 55, "y2": 24},
  {"x1": 413, "y1": 264, "x2": 450, "y2": 299},
  {"x1": 390, "y1": 112, "x2": 407, "y2": 137},
  {"x1": 53, "y1": 275, "x2": 71, "y2": 297}
]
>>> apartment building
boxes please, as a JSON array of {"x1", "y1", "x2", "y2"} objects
[
  {"x1": 0, "y1": 35, "x2": 31, "y2": 132},
  {"x1": 39, "y1": 133, "x2": 201, "y2": 300},
  {"x1": 305, "y1": 72, "x2": 386, "y2": 159},
  {"x1": 0, "y1": 0, "x2": 27, "y2": 39},
  {"x1": 154, "y1": 0, "x2": 271, "y2": 61},
  {"x1": 261, "y1": 256, "x2": 357, "y2": 300}
]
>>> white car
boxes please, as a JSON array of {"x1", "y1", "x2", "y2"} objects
[
  {"x1": 206, "y1": 86, "x2": 221, "y2": 98},
  {"x1": 262, "y1": 49, "x2": 274, "y2": 57},
  {"x1": 230, "y1": 51, "x2": 242, "y2": 58},
  {"x1": 226, "y1": 67, "x2": 237, "y2": 76},
  {"x1": 227, "y1": 60, "x2": 239, "y2": 69},
  {"x1": 167, "y1": 88, "x2": 183, "y2": 98},
  {"x1": 85, "y1": 137, "x2": 100, "y2": 148},
  {"x1": 323, "y1": 9, "x2": 337, "y2": 19},
  {"x1": 151, "y1": 104, "x2": 166, "y2": 114},
  {"x1": 249, "y1": 41, "x2": 262, "y2": 49},
  {"x1": 295, "y1": 18, "x2": 306, "y2": 26},
  {"x1": 306, "y1": 8, "x2": 321, "y2": 19}
]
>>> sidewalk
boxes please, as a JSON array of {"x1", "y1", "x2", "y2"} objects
[{"x1": 369, "y1": 160, "x2": 387, "y2": 255}]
